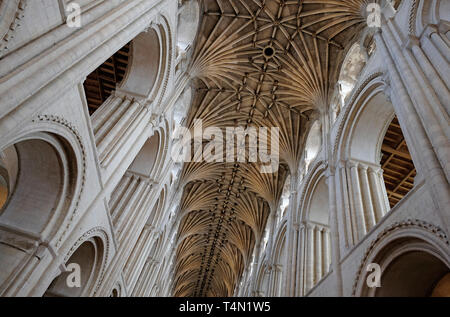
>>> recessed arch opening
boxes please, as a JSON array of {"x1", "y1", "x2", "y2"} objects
[
  {"x1": 359, "y1": 236, "x2": 450, "y2": 297},
  {"x1": 83, "y1": 27, "x2": 163, "y2": 115},
  {"x1": 305, "y1": 174, "x2": 331, "y2": 292},
  {"x1": 44, "y1": 237, "x2": 104, "y2": 297},
  {"x1": 177, "y1": 0, "x2": 200, "y2": 54},
  {"x1": 303, "y1": 120, "x2": 322, "y2": 175},
  {"x1": 128, "y1": 132, "x2": 161, "y2": 179},
  {"x1": 377, "y1": 250, "x2": 449, "y2": 297},
  {"x1": 347, "y1": 90, "x2": 417, "y2": 232},
  {"x1": 0, "y1": 134, "x2": 77, "y2": 236}
]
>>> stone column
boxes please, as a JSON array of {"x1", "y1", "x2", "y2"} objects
[
  {"x1": 375, "y1": 23, "x2": 450, "y2": 232},
  {"x1": 367, "y1": 166, "x2": 389, "y2": 222},
  {"x1": 305, "y1": 223, "x2": 314, "y2": 292},
  {"x1": 314, "y1": 226, "x2": 322, "y2": 282},
  {"x1": 336, "y1": 160, "x2": 355, "y2": 248},
  {"x1": 322, "y1": 228, "x2": 331, "y2": 275},
  {"x1": 123, "y1": 224, "x2": 156, "y2": 293},
  {"x1": 295, "y1": 224, "x2": 305, "y2": 296},
  {"x1": 273, "y1": 264, "x2": 283, "y2": 297},
  {"x1": 326, "y1": 170, "x2": 343, "y2": 296},
  {"x1": 92, "y1": 92, "x2": 150, "y2": 168},
  {"x1": 348, "y1": 161, "x2": 367, "y2": 241},
  {"x1": 283, "y1": 173, "x2": 299, "y2": 296},
  {"x1": 382, "y1": 19, "x2": 449, "y2": 183},
  {"x1": 109, "y1": 174, "x2": 153, "y2": 244},
  {"x1": 359, "y1": 164, "x2": 376, "y2": 231},
  {"x1": 0, "y1": 225, "x2": 58, "y2": 296}
]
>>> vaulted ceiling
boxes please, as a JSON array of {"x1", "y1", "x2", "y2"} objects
[{"x1": 173, "y1": 0, "x2": 370, "y2": 297}]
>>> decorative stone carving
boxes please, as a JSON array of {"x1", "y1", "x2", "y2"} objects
[{"x1": 351, "y1": 219, "x2": 449, "y2": 296}]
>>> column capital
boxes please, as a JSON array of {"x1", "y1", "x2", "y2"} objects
[
  {"x1": 338, "y1": 160, "x2": 347, "y2": 169},
  {"x1": 325, "y1": 168, "x2": 335, "y2": 179},
  {"x1": 404, "y1": 35, "x2": 420, "y2": 50},
  {"x1": 359, "y1": 163, "x2": 369, "y2": 171},
  {"x1": 347, "y1": 160, "x2": 359, "y2": 169},
  {"x1": 422, "y1": 24, "x2": 440, "y2": 39},
  {"x1": 367, "y1": 165, "x2": 382, "y2": 174},
  {"x1": 273, "y1": 264, "x2": 282, "y2": 272}
]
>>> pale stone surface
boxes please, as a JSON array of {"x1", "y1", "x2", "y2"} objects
[{"x1": 0, "y1": 0, "x2": 448, "y2": 297}]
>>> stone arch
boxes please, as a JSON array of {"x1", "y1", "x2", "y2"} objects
[
  {"x1": 334, "y1": 74, "x2": 418, "y2": 244},
  {"x1": 353, "y1": 220, "x2": 450, "y2": 297},
  {"x1": 298, "y1": 162, "x2": 331, "y2": 294},
  {"x1": 254, "y1": 257, "x2": 269, "y2": 296},
  {"x1": 146, "y1": 186, "x2": 167, "y2": 229},
  {"x1": 176, "y1": 0, "x2": 200, "y2": 53},
  {"x1": 269, "y1": 221, "x2": 286, "y2": 297},
  {"x1": 84, "y1": 15, "x2": 171, "y2": 114},
  {"x1": 128, "y1": 132, "x2": 161, "y2": 179},
  {"x1": 0, "y1": 129, "x2": 79, "y2": 238},
  {"x1": 0, "y1": 131, "x2": 79, "y2": 294},
  {"x1": 410, "y1": 0, "x2": 449, "y2": 37},
  {"x1": 117, "y1": 28, "x2": 162, "y2": 100},
  {"x1": 302, "y1": 120, "x2": 322, "y2": 177},
  {"x1": 44, "y1": 229, "x2": 108, "y2": 297},
  {"x1": 128, "y1": 122, "x2": 169, "y2": 181}
]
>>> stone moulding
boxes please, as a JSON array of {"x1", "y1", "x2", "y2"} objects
[
  {"x1": 0, "y1": 0, "x2": 27, "y2": 54},
  {"x1": 34, "y1": 114, "x2": 87, "y2": 248},
  {"x1": 63, "y1": 226, "x2": 110, "y2": 296},
  {"x1": 351, "y1": 218, "x2": 449, "y2": 296}
]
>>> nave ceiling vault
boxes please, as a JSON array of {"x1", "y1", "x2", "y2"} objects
[{"x1": 174, "y1": 0, "x2": 370, "y2": 297}]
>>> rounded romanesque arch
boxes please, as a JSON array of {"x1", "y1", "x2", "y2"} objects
[
  {"x1": 353, "y1": 219, "x2": 450, "y2": 297},
  {"x1": 84, "y1": 15, "x2": 172, "y2": 115},
  {"x1": 176, "y1": 0, "x2": 200, "y2": 53},
  {"x1": 128, "y1": 120, "x2": 170, "y2": 182},
  {"x1": 117, "y1": 28, "x2": 162, "y2": 100},
  {"x1": 0, "y1": 128, "x2": 81, "y2": 239},
  {"x1": 254, "y1": 257, "x2": 269, "y2": 297},
  {"x1": 297, "y1": 162, "x2": 331, "y2": 294},
  {"x1": 332, "y1": 73, "x2": 418, "y2": 245},
  {"x1": 44, "y1": 228, "x2": 109, "y2": 297},
  {"x1": 269, "y1": 221, "x2": 286, "y2": 297}
]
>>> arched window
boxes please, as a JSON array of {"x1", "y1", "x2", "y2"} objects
[
  {"x1": 173, "y1": 87, "x2": 193, "y2": 126},
  {"x1": 303, "y1": 121, "x2": 322, "y2": 175},
  {"x1": 278, "y1": 175, "x2": 290, "y2": 223},
  {"x1": 337, "y1": 43, "x2": 367, "y2": 107},
  {"x1": 176, "y1": 1, "x2": 200, "y2": 55}
]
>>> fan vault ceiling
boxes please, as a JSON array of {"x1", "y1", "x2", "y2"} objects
[{"x1": 173, "y1": 0, "x2": 371, "y2": 297}]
